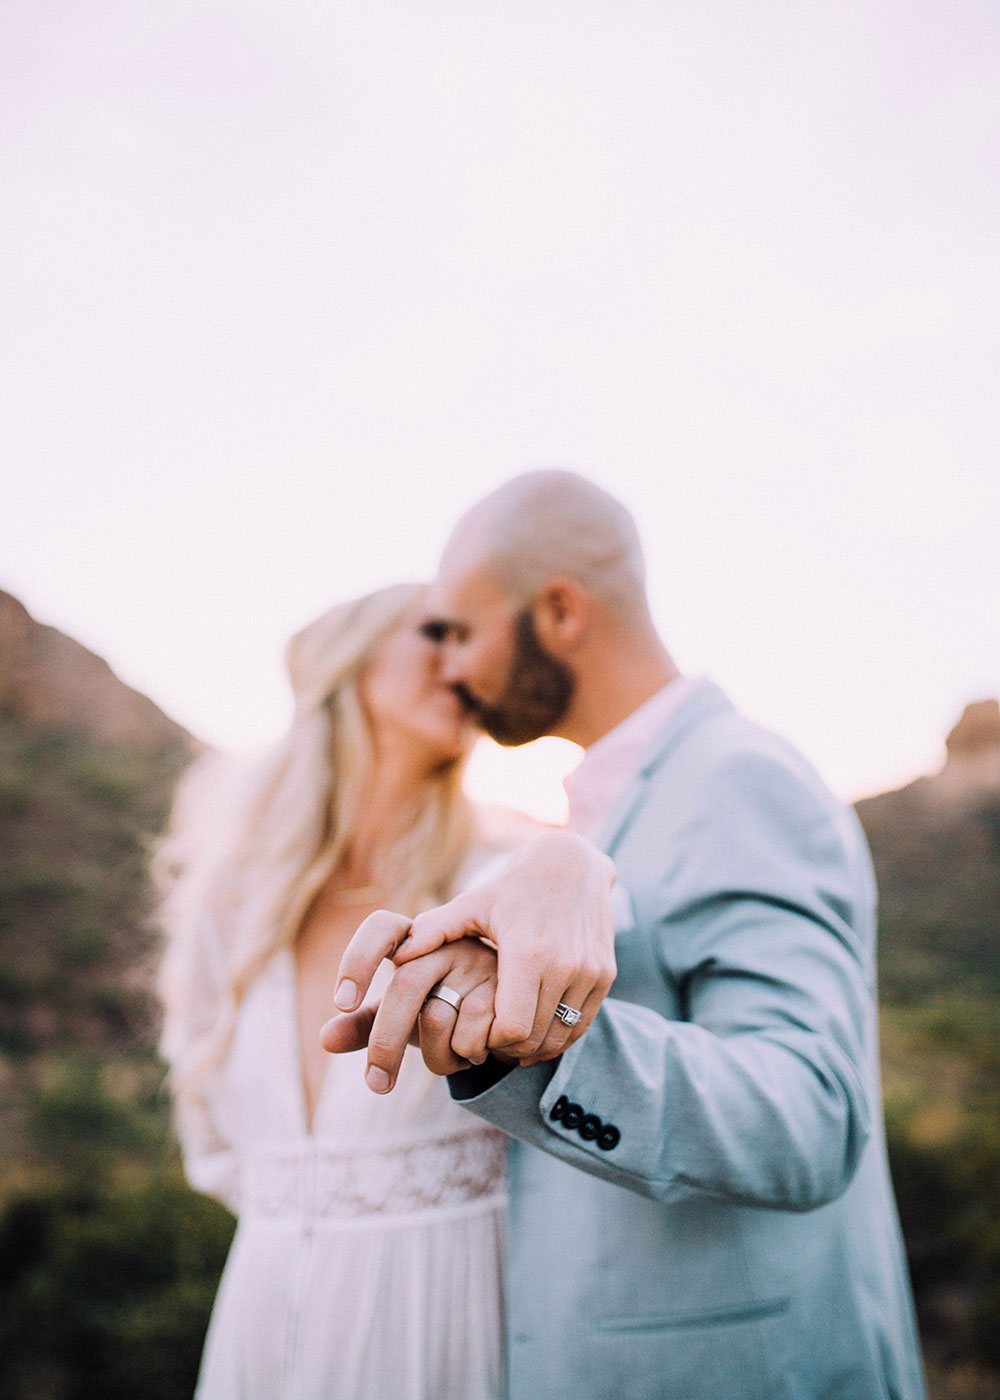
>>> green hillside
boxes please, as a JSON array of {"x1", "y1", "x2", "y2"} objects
[
  {"x1": 0, "y1": 702, "x2": 234, "y2": 1400},
  {"x1": 857, "y1": 781, "x2": 1000, "y2": 1393}
]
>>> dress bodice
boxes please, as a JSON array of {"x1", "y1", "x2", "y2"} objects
[{"x1": 197, "y1": 950, "x2": 507, "y2": 1225}]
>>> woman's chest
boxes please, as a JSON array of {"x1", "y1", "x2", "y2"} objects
[{"x1": 217, "y1": 953, "x2": 476, "y2": 1146}]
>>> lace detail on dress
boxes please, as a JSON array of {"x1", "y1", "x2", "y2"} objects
[{"x1": 244, "y1": 1126, "x2": 507, "y2": 1222}]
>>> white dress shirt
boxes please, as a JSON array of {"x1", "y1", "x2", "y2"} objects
[{"x1": 563, "y1": 676, "x2": 707, "y2": 840}]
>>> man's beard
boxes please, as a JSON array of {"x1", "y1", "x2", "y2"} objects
[{"x1": 459, "y1": 609, "x2": 575, "y2": 747}]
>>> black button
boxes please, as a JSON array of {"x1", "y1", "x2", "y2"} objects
[
  {"x1": 562, "y1": 1102, "x2": 584, "y2": 1130},
  {"x1": 579, "y1": 1114, "x2": 601, "y2": 1141},
  {"x1": 597, "y1": 1124, "x2": 621, "y2": 1151},
  {"x1": 549, "y1": 1095, "x2": 568, "y2": 1122}
]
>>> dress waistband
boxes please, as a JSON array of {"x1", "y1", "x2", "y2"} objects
[{"x1": 242, "y1": 1127, "x2": 507, "y2": 1223}]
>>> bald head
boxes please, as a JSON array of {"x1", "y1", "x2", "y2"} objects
[{"x1": 444, "y1": 470, "x2": 649, "y2": 622}]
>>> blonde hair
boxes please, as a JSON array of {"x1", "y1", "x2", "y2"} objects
[
  {"x1": 156, "y1": 583, "x2": 472, "y2": 1115},
  {"x1": 452, "y1": 469, "x2": 648, "y2": 618}
]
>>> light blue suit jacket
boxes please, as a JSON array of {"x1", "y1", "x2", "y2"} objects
[{"x1": 451, "y1": 681, "x2": 925, "y2": 1400}]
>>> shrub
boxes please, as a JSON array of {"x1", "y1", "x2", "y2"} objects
[{"x1": 0, "y1": 1174, "x2": 234, "y2": 1400}]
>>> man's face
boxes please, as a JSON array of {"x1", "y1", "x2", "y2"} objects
[{"x1": 421, "y1": 564, "x2": 574, "y2": 746}]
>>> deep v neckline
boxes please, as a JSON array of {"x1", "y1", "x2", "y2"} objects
[{"x1": 282, "y1": 946, "x2": 333, "y2": 1137}]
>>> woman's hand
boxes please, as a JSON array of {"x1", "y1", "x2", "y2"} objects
[
  {"x1": 320, "y1": 935, "x2": 499, "y2": 1093},
  {"x1": 331, "y1": 830, "x2": 617, "y2": 1066}
]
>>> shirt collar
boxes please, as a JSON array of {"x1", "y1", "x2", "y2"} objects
[{"x1": 563, "y1": 676, "x2": 706, "y2": 839}]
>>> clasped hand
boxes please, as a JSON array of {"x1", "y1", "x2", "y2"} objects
[{"x1": 320, "y1": 831, "x2": 618, "y2": 1093}]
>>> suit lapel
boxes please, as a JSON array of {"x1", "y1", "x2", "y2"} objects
[{"x1": 594, "y1": 679, "x2": 734, "y2": 857}]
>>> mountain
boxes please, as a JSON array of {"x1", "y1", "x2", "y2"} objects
[
  {"x1": 0, "y1": 594, "x2": 223, "y2": 1400},
  {"x1": 854, "y1": 701, "x2": 1000, "y2": 1394},
  {"x1": 856, "y1": 699, "x2": 1000, "y2": 998},
  {"x1": 933, "y1": 699, "x2": 1000, "y2": 803},
  {"x1": 0, "y1": 590, "x2": 196, "y2": 1061},
  {"x1": 0, "y1": 590, "x2": 189, "y2": 754}
]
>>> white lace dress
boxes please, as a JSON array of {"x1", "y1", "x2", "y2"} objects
[{"x1": 178, "y1": 948, "x2": 508, "y2": 1400}]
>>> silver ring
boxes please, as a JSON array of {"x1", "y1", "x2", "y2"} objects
[
  {"x1": 425, "y1": 981, "x2": 464, "y2": 1014},
  {"x1": 554, "y1": 1002, "x2": 582, "y2": 1028}
]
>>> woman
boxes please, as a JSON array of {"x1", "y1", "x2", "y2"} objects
[{"x1": 157, "y1": 584, "x2": 520, "y2": 1400}]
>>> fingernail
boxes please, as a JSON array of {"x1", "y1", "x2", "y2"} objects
[
  {"x1": 334, "y1": 980, "x2": 358, "y2": 1010},
  {"x1": 366, "y1": 1066, "x2": 391, "y2": 1093}
]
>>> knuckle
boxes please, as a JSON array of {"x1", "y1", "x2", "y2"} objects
[
  {"x1": 491, "y1": 1017, "x2": 532, "y2": 1045},
  {"x1": 368, "y1": 1030, "x2": 401, "y2": 1061},
  {"x1": 466, "y1": 986, "x2": 495, "y2": 1016},
  {"x1": 450, "y1": 1037, "x2": 479, "y2": 1064},
  {"x1": 369, "y1": 909, "x2": 404, "y2": 937},
  {"x1": 422, "y1": 1045, "x2": 451, "y2": 1073},
  {"x1": 393, "y1": 962, "x2": 428, "y2": 996},
  {"x1": 419, "y1": 1003, "x2": 455, "y2": 1036},
  {"x1": 408, "y1": 908, "x2": 436, "y2": 936}
]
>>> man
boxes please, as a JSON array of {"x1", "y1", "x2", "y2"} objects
[{"x1": 325, "y1": 470, "x2": 926, "y2": 1399}]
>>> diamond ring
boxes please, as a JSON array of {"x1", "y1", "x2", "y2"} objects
[{"x1": 554, "y1": 1002, "x2": 582, "y2": 1028}]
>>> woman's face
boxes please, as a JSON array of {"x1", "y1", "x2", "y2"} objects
[{"x1": 358, "y1": 604, "x2": 475, "y2": 768}]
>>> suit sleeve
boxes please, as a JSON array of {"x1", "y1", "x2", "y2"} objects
[{"x1": 450, "y1": 747, "x2": 877, "y2": 1212}]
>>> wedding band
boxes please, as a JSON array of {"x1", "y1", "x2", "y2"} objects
[
  {"x1": 554, "y1": 1002, "x2": 582, "y2": 1028},
  {"x1": 425, "y1": 982, "x2": 464, "y2": 1014}
]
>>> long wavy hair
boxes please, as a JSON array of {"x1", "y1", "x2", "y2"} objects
[{"x1": 156, "y1": 583, "x2": 473, "y2": 1115}]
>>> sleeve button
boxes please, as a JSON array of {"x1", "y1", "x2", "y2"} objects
[
  {"x1": 549, "y1": 1095, "x2": 569, "y2": 1122},
  {"x1": 597, "y1": 1124, "x2": 621, "y2": 1151},
  {"x1": 562, "y1": 1102, "x2": 584, "y2": 1130},
  {"x1": 579, "y1": 1114, "x2": 601, "y2": 1141}
]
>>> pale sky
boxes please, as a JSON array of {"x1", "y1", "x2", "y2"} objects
[{"x1": 2, "y1": 0, "x2": 998, "y2": 819}]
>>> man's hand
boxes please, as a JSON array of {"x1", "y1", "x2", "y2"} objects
[
  {"x1": 320, "y1": 936, "x2": 500, "y2": 1093},
  {"x1": 330, "y1": 830, "x2": 617, "y2": 1064}
]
